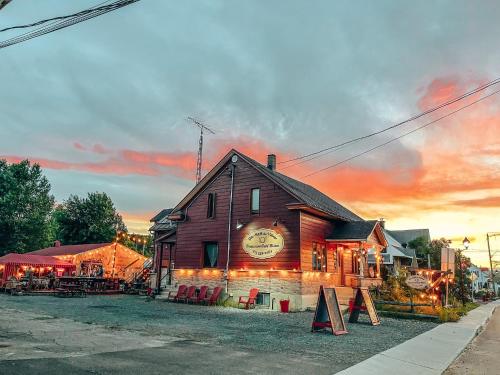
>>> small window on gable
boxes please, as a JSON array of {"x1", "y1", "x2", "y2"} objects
[
  {"x1": 250, "y1": 188, "x2": 260, "y2": 214},
  {"x1": 207, "y1": 193, "x2": 216, "y2": 218}
]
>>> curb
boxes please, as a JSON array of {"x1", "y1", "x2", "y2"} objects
[{"x1": 336, "y1": 301, "x2": 499, "y2": 375}]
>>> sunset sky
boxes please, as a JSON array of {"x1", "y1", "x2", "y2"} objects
[{"x1": 1, "y1": 1, "x2": 499, "y2": 266}]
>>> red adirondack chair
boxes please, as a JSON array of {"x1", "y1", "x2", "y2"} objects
[
  {"x1": 203, "y1": 286, "x2": 223, "y2": 305},
  {"x1": 189, "y1": 285, "x2": 208, "y2": 304},
  {"x1": 167, "y1": 285, "x2": 187, "y2": 302},
  {"x1": 178, "y1": 285, "x2": 197, "y2": 303},
  {"x1": 238, "y1": 288, "x2": 259, "y2": 309}
]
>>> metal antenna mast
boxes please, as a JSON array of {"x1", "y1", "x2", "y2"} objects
[{"x1": 187, "y1": 117, "x2": 215, "y2": 184}]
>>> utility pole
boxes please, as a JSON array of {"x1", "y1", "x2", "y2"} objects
[
  {"x1": 187, "y1": 117, "x2": 215, "y2": 184},
  {"x1": 486, "y1": 233, "x2": 499, "y2": 296}
]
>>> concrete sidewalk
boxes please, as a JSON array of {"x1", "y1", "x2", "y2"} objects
[{"x1": 337, "y1": 301, "x2": 500, "y2": 375}]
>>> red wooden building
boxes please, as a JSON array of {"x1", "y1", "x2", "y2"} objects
[{"x1": 155, "y1": 149, "x2": 387, "y2": 310}]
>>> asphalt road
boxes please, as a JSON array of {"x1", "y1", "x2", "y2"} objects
[{"x1": 444, "y1": 307, "x2": 500, "y2": 375}]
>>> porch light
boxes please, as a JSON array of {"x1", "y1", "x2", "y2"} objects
[
  {"x1": 462, "y1": 237, "x2": 470, "y2": 250},
  {"x1": 236, "y1": 220, "x2": 244, "y2": 230}
]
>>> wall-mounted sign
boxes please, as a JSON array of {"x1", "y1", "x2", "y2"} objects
[
  {"x1": 406, "y1": 275, "x2": 429, "y2": 290},
  {"x1": 242, "y1": 228, "x2": 284, "y2": 259}
]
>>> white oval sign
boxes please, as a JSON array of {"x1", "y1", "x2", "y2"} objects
[
  {"x1": 242, "y1": 228, "x2": 285, "y2": 259},
  {"x1": 406, "y1": 275, "x2": 429, "y2": 290}
]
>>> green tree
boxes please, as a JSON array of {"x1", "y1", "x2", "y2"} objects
[
  {"x1": 408, "y1": 237, "x2": 449, "y2": 269},
  {"x1": 0, "y1": 159, "x2": 55, "y2": 255},
  {"x1": 54, "y1": 192, "x2": 126, "y2": 244}
]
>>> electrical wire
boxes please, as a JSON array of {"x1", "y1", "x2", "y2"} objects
[
  {"x1": 0, "y1": 0, "x2": 115, "y2": 32},
  {"x1": 280, "y1": 78, "x2": 500, "y2": 165},
  {"x1": 0, "y1": 0, "x2": 139, "y2": 49},
  {"x1": 302, "y1": 88, "x2": 500, "y2": 178}
]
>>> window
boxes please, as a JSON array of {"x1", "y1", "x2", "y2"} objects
[
  {"x1": 352, "y1": 251, "x2": 360, "y2": 275},
  {"x1": 203, "y1": 242, "x2": 218, "y2": 268},
  {"x1": 312, "y1": 242, "x2": 327, "y2": 272},
  {"x1": 250, "y1": 188, "x2": 260, "y2": 214},
  {"x1": 256, "y1": 292, "x2": 270, "y2": 307},
  {"x1": 207, "y1": 193, "x2": 216, "y2": 218}
]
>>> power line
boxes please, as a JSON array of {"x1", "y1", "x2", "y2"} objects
[
  {"x1": 280, "y1": 78, "x2": 500, "y2": 166},
  {"x1": 0, "y1": 0, "x2": 114, "y2": 32},
  {"x1": 0, "y1": 0, "x2": 139, "y2": 50},
  {"x1": 302, "y1": 88, "x2": 500, "y2": 178}
]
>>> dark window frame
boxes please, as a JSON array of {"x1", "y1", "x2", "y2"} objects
[
  {"x1": 207, "y1": 192, "x2": 216, "y2": 219},
  {"x1": 250, "y1": 188, "x2": 260, "y2": 214},
  {"x1": 256, "y1": 292, "x2": 270, "y2": 306},
  {"x1": 312, "y1": 242, "x2": 327, "y2": 272},
  {"x1": 202, "y1": 242, "x2": 219, "y2": 268}
]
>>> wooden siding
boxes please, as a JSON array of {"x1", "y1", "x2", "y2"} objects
[
  {"x1": 299, "y1": 212, "x2": 335, "y2": 272},
  {"x1": 175, "y1": 157, "x2": 302, "y2": 270}
]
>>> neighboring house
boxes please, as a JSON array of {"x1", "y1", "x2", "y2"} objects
[
  {"x1": 27, "y1": 241, "x2": 147, "y2": 280},
  {"x1": 368, "y1": 229, "x2": 416, "y2": 274},
  {"x1": 468, "y1": 265, "x2": 489, "y2": 293},
  {"x1": 160, "y1": 149, "x2": 388, "y2": 310},
  {"x1": 388, "y1": 229, "x2": 431, "y2": 248},
  {"x1": 149, "y1": 208, "x2": 176, "y2": 290}
]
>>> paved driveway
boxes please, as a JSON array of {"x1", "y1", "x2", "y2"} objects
[{"x1": 0, "y1": 294, "x2": 437, "y2": 374}]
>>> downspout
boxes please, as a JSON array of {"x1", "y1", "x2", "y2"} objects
[
  {"x1": 225, "y1": 164, "x2": 235, "y2": 293},
  {"x1": 156, "y1": 241, "x2": 163, "y2": 292}
]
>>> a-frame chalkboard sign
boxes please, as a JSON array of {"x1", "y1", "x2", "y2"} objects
[
  {"x1": 348, "y1": 287, "x2": 380, "y2": 326},
  {"x1": 311, "y1": 285, "x2": 348, "y2": 335}
]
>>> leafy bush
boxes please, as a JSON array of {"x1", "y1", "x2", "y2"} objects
[{"x1": 437, "y1": 302, "x2": 479, "y2": 322}]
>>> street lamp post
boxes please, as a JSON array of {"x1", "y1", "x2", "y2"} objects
[
  {"x1": 460, "y1": 237, "x2": 470, "y2": 306},
  {"x1": 486, "y1": 233, "x2": 499, "y2": 297}
]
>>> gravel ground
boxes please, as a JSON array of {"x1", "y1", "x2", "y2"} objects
[{"x1": 0, "y1": 293, "x2": 437, "y2": 369}]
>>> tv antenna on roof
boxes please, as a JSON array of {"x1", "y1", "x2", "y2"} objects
[{"x1": 187, "y1": 117, "x2": 216, "y2": 184}]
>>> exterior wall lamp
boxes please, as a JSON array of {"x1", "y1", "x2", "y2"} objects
[{"x1": 236, "y1": 220, "x2": 244, "y2": 230}]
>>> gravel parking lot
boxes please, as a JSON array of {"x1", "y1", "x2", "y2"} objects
[{"x1": 0, "y1": 294, "x2": 438, "y2": 374}]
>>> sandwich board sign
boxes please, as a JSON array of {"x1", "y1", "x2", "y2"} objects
[
  {"x1": 348, "y1": 287, "x2": 380, "y2": 326},
  {"x1": 311, "y1": 285, "x2": 348, "y2": 335}
]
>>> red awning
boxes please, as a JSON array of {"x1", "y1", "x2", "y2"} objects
[{"x1": 0, "y1": 253, "x2": 74, "y2": 267}]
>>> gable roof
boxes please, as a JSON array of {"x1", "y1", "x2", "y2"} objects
[
  {"x1": 383, "y1": 229, "x2": 415, "y2": 259},
  {"x1": 326, "y1": 220, "x2": 387, "y2": 246},
  {"x1": 388, "y1": 229, "x2": 431, "y2": 246},
  {"x1": 28, "y1": 243, "x2": 112, "y2": 257},
  {"x1": 170, "y1": 149, "x2": 362, "y2": 222},
  {"x1": 150, "y1": 208, "x2": 173, "y2": 223}
]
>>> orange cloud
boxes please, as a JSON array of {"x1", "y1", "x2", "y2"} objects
[{"x1": 450, "y1": 196, "x2": 500, "y2": 208}]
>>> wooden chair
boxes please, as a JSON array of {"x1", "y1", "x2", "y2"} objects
[
  {"x1": 167, "y1": 285, "x2": 187, "y2": 302},
  {"x1": 189, "y1": 285, "x2": 208, "y2": 304},
  {"x1": 238, "y1": 288, "x2": 259, "y2": 309},
  {"x1": 203, "y1": 286, "x2": 223, "y2": 306},
  {"x1": 178, "y1": 285, "x2": 197, "y2": 303}
]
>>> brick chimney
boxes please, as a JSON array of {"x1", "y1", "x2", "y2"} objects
[
  {"x1": 54, "y1": 240, "x2": 61, "y2": 247},
  {"x1": 267, "y1": 154, "x2": 276, "y2": 171}
]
